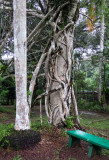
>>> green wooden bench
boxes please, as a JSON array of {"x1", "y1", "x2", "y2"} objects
[{"x1": 67, "y1": 130, "x2": 109, "y2": 158}]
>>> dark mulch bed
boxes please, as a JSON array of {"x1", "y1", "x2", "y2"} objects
[
  {"x1": 0, "y1": 130, "x2": 41, "y2": 150},
  {"x1": 0, "y1": 127, "x2": 109, "y2": 160}
]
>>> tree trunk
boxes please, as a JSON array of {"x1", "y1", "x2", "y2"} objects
[
  {"x1": 102, "y1": 63, "x2": 107, "y2": 111},
  {"x1": 13, "y1": 0, "x2": 30, "y2": 130},
  {"x1": 98, "y1": 13, "x2": 104, "y2": 102},
  {"x1": 45, "y1": 0, "x2": 80, "y2": 126}
]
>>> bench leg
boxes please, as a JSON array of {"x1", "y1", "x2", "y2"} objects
[
  {"x1": 88, "y1": 144, "x2": 102, "y2": 158},
  {"x1": 68, "y1": 136, "x2": 80, "y2": 147},
  {"x1": 88, "y1": 144, "x2": 93, "y2": 158}
]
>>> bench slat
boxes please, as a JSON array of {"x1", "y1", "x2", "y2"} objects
[{"x1": 67, "y1": 130, "x2": 109, "y2": 150}]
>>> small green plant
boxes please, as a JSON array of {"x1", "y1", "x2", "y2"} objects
[
  {"x1": 0, "y1": 90, "x2": 9, "y2": 104},
  {"x1": 54, "y1": 158, "x2": 59, "y2": 160},
  {"x1": 0, "y1": 123, "x2": 14, "y2": 147},
  {"x1": 66, "y1": 116, "x2": 74, "y2": 129},
  {"x1": 12, "y1": 155, "x2": 22, "y2": 160},
  {"x1": 55, "y1": 149, "x2": 60, "y2": 155},
  {"x1": 60, "y1": 129, "x2": 67, "y2": 137},
  {"x1": 80, "y1": 98, "x2": 86, "y2": 105},
  {"x1": 27, "y1": 91, "x2": 32, "y2": 96},
  {"x1": 68, "y1": 158, "x2": 76, "y2": 160},
  {"x1": 93, "y1": 105, "x2": 102, "y2": 112},
  {"x1": 1, "y1": 139, "x2": 10, "y2": 148}
]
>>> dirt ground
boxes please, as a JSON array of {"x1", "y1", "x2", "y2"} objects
[{"x1": 0, "y1": 127, "x2": 109, "y2": 160}]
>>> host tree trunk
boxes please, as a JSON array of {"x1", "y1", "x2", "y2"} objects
[
  {"x1": 13, "y1": 0, "x2": 30, "y2": 130},
  {"x1": 45, "y1": 0, "x2": 80, "y2": 126}
]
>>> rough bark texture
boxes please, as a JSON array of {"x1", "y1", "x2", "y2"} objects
[
  {"x1": 45, "y1": 0, "x2": 80, "y2": 126},
  {"x1": 13, "y1": 0, "x2": 30, "y2": 130}
]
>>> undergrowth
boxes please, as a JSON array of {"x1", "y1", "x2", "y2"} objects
[
  {"x1": 0, "y1": 106, "x2": 15, "y2": 114},
  {"x1": 0, "y1": 123, "x2": 14, "y2": 147},
  {"x1": 78, "y1": 100, "x2": 109, "y2": 112},
  {"x1": 31, "y1": 116, "x2": 52, "y2": 131}
]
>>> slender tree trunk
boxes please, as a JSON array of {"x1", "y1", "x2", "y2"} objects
[
  {"x1": 71, "y1": 85, "x2": 80, "y2": 124},
  {"x1": 28, "y1": 52, "x2": 47, "y2": 108},
  {"x1": 75, "y1": 83, "x2": 78, "y2": 101},
  {"x1": 13, "y1": 0, "x2": 30, "y2": 130},
  {"x1": 98, "y1": 14, "x2": 104, "y2": 102},
  {"x1": 45, "y1": 0, "x2": 80, "y2": 126}
]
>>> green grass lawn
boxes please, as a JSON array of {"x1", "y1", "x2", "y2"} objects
[{"x1": 80, "y1": 114, "x2": 109, "y2": 130}]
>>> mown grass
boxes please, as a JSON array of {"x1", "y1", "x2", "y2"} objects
[{"x1": 80, "y1": 114, "x2": 109, "y2": 130}]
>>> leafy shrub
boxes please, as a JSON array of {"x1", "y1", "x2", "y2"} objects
[
  {"x1": 0, "y1": 123, "x2": 14, "y2": 147},
  {"x1": 80, "y1": 99, "x2": 86, "y2": 105},
  {"x1": 0, "y1": 76, "x2": 15, "y2": 105},
  {"x1": 66, "y1": 116, "x2": 74, "y2": 129},
  {"x1": 0, "y1": 90, "x2": 9, "y2": 105},
  {"x1": 87, "y1": 102, "x2": 95, "y2": 110},
  {"x1": 78, "y1": 99, "x2": 87, "y2": 110},
  {"x1": 78, "y1": 100, "x2": 104, "y2": 112},
  {"x1": 93, "y1": 105, "x2": 102, "y2": 112}
]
